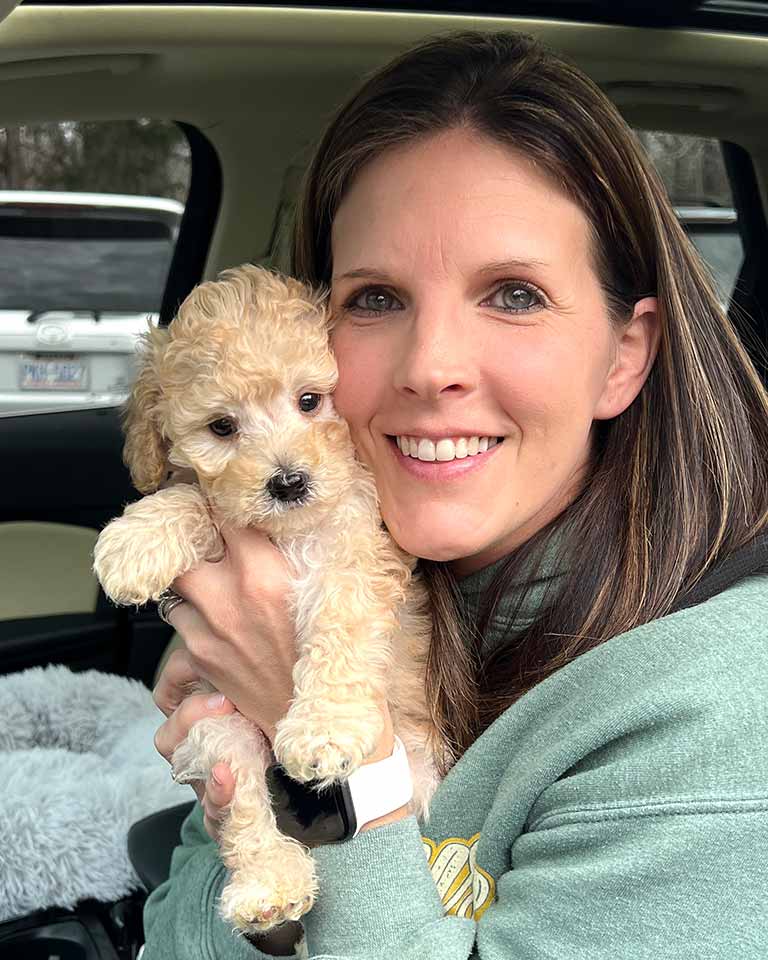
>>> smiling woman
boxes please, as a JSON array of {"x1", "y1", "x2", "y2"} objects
[
  {"x1": 294, "y1": 30, "x2": 768, "y2": 758},
  {"x1": 328, "y1": 129, "x2": 659, "y2": 576},
  {"x1": 145, "y1": 29, "x2": 768, "y2": 960}
]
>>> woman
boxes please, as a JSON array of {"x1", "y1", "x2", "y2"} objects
[{"x1": 142, "y1": 32, "x2": 768, "y2": 959}]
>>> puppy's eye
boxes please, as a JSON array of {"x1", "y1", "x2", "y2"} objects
[
  {"x1": 298, "y1": 393, "x2": 322, "y2": 414},
  {"x1": 208, "y1": 417, "x2": 237, "y2": 438}
]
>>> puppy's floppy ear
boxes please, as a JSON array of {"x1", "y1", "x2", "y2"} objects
[{"x1": 122, "y1": 323, "x2": 169, "y2": 494}]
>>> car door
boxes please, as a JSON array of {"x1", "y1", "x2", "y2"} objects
[{"x1": 0, "y1": 118, "x2": 218, "y2": 686}]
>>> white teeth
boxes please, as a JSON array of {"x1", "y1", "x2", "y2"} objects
[
  {"x1": 435, "y1": 439, "x2": 455, "y2": 461},
  {"x1": 417, "y1": 438, "x2": 436, "y2": 461},
  {"x1": 395, "y1": 435, "x2": 501, "y2": 462}
]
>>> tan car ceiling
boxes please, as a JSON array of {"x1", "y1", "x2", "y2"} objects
[{"x1": 0, "y1": 4, "x2": 766, "y2": 275}]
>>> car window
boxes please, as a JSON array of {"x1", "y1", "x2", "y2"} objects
[
  {"x1": 0, "y1": 200, "x2": 178, "y2": 314},
  {"x1": 637, "y1": 131, "x2": 743, "y2": 307},
  {"x1": 0, "y1": 120, "x2": 190, "y2": 416}
]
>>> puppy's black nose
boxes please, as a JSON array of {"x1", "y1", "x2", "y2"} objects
[{"x1": 266, "y1": 470, "x2": 310, "y2": 503}]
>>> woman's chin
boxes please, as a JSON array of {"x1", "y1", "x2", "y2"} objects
[{"x1": 383, "y1": 513, "x2": 492, "y2": 564}]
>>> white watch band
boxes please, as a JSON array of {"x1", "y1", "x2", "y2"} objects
[{"x1": 346, "y1": 736, "x2": 413, "y2": 836}]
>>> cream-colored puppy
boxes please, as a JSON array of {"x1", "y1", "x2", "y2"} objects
[{"x1": 94, "y1": 265, "x2": 438, "y2": 935}]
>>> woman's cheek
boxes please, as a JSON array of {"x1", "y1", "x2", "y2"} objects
[
  {"x1": 332, "y1": 374, "x2": 368, "y2": 442},
  {"x1": 331, "y1": 327, "x2": 386, "y2": 439},
  {"x1": 329, "y1": 330, "x2": 360, "y2": 420}
]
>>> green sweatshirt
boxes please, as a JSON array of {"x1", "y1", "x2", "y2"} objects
[{"x1": 142, "y1": 563, "x2": 768, "y2": 959}]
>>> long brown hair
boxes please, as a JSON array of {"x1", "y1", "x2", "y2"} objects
[{"x1": 292, "y1": 31, "x2": 768, "y2": 770}]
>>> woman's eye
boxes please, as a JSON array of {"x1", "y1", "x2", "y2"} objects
[
  {"x1": 484, "y1": 282, "x2": 544, "y2": 313},
  {"x1": 346, "y1": 287, "x2": 402, "y2": 314},
  {"x1": 298, "y1": 392, "x2": 323, "y2": 414},
  {"x1": 208, "y1": 416, "x2": 237, "y2": 437}
]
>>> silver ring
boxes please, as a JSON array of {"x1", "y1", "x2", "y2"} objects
[{"x1": 157, "y1": 589, "x2": 185, "y2": 625}]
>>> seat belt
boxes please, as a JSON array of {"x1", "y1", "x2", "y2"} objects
[{"x1": 671, "y1": 532, "x2": 768, "y2": 614}]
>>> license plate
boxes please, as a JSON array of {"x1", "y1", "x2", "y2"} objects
[{"x1": 20, "y1": 355, "x2": 88, "y2": 391}]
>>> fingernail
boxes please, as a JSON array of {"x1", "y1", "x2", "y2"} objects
[
  {"x1": 206, "y1": 693, "x2": 225, "y2": 709},
  {"x1": 211, "y1": 766, "x2": 223, "y2": 786}
]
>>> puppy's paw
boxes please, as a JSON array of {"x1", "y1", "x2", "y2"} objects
[
  {"x1": 170, "y1": 738, "x2": 208, "y2": 785},
  {"x1": 220, "y1": 848, "x2": 316, "y2": 934},
  {"x1": 224, "y1": 889, "x2": 314, "y2": 935},
  {"x1": 93, "y1": 486, "x2": 220, "y2": 606},
  {"x1": 273, "y1": 711, "x2": 384, "y2": 785},
  {"x1": 94, "y1": 515, "x2": 178, "y2": 605},
  {"x1": 93, "y1": 519, "x2": 147, "y2": 605}
]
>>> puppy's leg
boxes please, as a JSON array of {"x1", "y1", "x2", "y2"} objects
[
  {"x1": 273, "y1": 565, "x2": 402, "y2": 785},
  {"x1": 219, "y1": 777, "x2": 317, "y2": 935},
  {"x1": 172, "y1": 713, "x2": 317, "y2": 935},
  {"x1": 94, "y1": 483, "x2": 221, "y2": 605}
]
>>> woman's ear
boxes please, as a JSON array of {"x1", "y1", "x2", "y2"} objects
[
  {"x1": 122, "y1": 323, "x2": 170, "y2": 493},
  {"x1": 594, "y1": 296, "x2": 660, "y2": 420}
]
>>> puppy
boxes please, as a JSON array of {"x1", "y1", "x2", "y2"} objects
[{"x1": 94, "y1": 265, "x2": 438, "y2": 935}]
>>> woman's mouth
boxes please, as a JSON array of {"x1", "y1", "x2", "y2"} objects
[
  {"x1": 391, "y1": 434, "x2": 502, "y2": 462},
  {"x1": 386, "y1": 434, "x2": 504, "y2": 481}
]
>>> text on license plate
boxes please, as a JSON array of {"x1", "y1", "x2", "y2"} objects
[{"x1": 20, "y1": 357, "x2": 88, "y2": 390}]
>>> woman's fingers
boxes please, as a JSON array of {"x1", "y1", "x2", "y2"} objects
[
  {"x1": 153, "y1": 689, "x2": 234, "y2": 763},
  {"x1": 152, "y1": 646, "x2": 236, "y2": 844},
  {"x1": 152, "y1": 646, "x2": 206, "y2": 717},
  {"x1": 152, "y1": 597, "x2": 230, "y2": 696},
  {"x1": 202, "y1": 762, "x2": 236, "y2": 841}
]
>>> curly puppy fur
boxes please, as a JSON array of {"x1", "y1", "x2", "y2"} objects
[{"x1": 93, "y1": 265, "x2": 438, "y2": 936}]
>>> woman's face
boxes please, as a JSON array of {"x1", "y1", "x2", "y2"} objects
[{"x1": 329, "y1": 129, "x2": 656, "y2": 575}]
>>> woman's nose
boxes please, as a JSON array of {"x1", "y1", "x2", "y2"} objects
[{"x1": 392, "y1": 309, "x2": 478, "y2": 401}]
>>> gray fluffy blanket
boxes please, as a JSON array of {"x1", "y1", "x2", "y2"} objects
[{"x1": 0, "y1": 664, "x2": 192, "y2": 922}]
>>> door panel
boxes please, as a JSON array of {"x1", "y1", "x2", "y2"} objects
[{"x1": 0, "y1": 405, "x2": 172, "y2": 683}]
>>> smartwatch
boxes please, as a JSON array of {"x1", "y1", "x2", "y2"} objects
[{"x1": 266, "y1": 736, "x2": 413, "y2": 844}]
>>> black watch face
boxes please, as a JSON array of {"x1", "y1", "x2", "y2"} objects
[{"x1": 266, "y1": 764, "x2": 356, "y2": 845}]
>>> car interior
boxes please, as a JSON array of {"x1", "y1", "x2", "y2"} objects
[{"x1": 1, "y1": 2, "x2": 767, "y2": 958}]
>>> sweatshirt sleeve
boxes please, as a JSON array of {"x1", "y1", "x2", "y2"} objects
[
  {"x1": 141, "y1": 801, "x2": 302, "y2": 960},
  {"x1": 302, "y1": 815, "x2": 477, "y2": 959}
]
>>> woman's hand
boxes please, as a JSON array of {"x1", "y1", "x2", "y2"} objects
[
  {"x1": 153, "y1": 645, "x2": 238, "y2": 841},
  {"x1": 152, "y1": 524, "x2": 297, "y2": 840},
  {"x1": 170, "y1": 524, "x2": 298, "y2": 745}
]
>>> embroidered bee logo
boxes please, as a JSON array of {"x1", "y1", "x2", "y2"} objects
[{"x1": 422, "y1": 833, "x2": 496, "y2": 920}]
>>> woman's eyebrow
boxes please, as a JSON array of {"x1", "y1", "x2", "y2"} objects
[
  {"x1": 332, "y1": 259, "x2": 550, "y2": 284},
  {"x1": 332, "y1": 267, "x2": 391, "y2": 283},
  {"x1": 477, "y1": 257, "x2": 550, "y2": 275}
]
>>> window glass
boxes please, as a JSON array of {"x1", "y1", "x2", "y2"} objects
[
  {"x1": 636, "y1": 131, "x2": 743, "y2": 307},
  {"x1": 0, "y1": 120, "x2": 190, "y2": 416}
]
